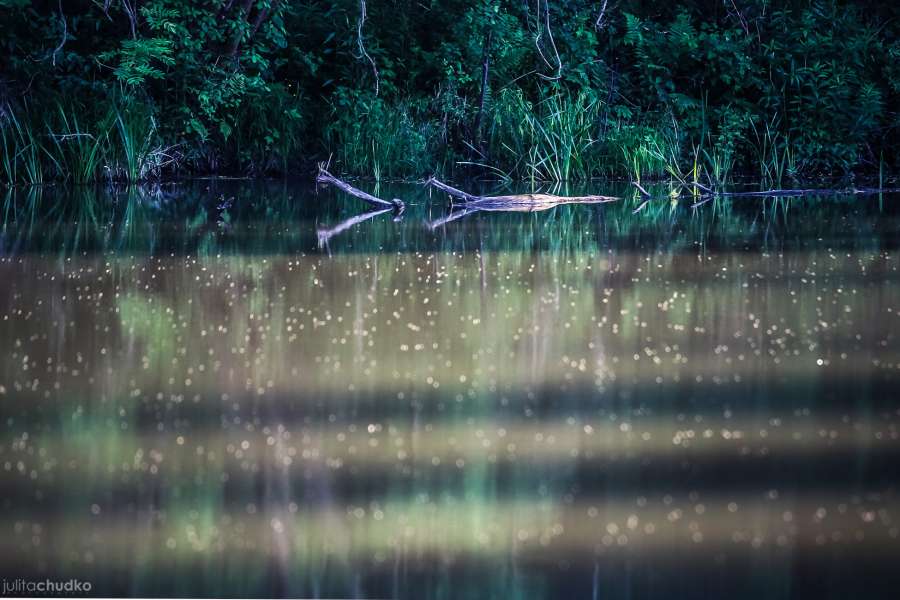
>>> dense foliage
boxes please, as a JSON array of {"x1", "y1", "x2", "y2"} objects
[{"x1": 1, "y1": 0, "x2": 898, "y2": 183}]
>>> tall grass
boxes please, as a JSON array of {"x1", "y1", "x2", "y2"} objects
[
  {"x1": 1, "y1": 100, "x2": 174, "y2": 186},
  {"x1": 1, "y1": 106, "x2": 46, "y2": 185},
  {"x1": 615, "y1": 125, "x2": 674, "y2": 184},
  {"x1": 115, "y1": 108, "x2": 151, "y2": 182},
  {"x1": 486, "y1": 89, "x2": 607, "y2": 182},
  {"x1": 750, "y1": 117, "x2": 796, "y2": 188},
  {"x1": 111, "y1": 103, "x2": 179, "y2": 182},
  {"x1": 325, "y1": 93, "x2": 439, "y2": 180},
  {"x1": 47, "y1": 104, "x2": 112, "y2": 183}
]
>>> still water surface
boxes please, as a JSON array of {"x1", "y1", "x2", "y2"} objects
[{"x1": 1, "y1": 182, "x2": 899, "y2": 598}]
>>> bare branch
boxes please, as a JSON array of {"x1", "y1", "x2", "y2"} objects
[
  {"x1": 594, "y1": 0, "x2": 609, "y2": 30},
  {"x1": 534, "y1": 0, "x2": 562, "y2": 80},
  {"x1": 725, "y1": 0, "x2": 749, "y2": 35},
  {"x1": 121, "y1": 0, "x2": 139, "y2": 39},
  {"x1": 631, "y1": 181, "x2": 651, "y2": 197},
  {"x1": 357, "y1": 0, "x2": 380, "y2": 95},
  {"x1": 425, "y1": 177, "x2": 479, "y2": 202},
  {"x1": 51, "y1": 0, "x2": 68, "y2": 66}
]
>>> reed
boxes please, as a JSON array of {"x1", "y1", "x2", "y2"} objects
[
  {"x1": 46, "y1": 104, "x2": 112, "y2": 184},
  {"x1": 616, "y1": 125, "x2": 675, "y2": 184},
  {"x1": 1, "y1": 107, "x2": 46, "y2": 185},
  {"x1": 749, "y1": 116, "x2": 798, "y2": 188},
  {"x1": 111, "y1": 104, "x2": 179, "y2": 183},
  {"x1": 2, "y1": 99, "x2": 184, "y2": 185},
  {"x1": 486, "y1": 89, "x2": 608, "y2": 182}
]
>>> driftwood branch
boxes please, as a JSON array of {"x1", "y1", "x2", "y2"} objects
[{"x1": 316, "y1": 166, "x2": 404, "y2": 210}]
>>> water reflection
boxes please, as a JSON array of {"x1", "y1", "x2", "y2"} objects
[{"x1": 1, "y1": 184, "x2": 899, "y2": 597}]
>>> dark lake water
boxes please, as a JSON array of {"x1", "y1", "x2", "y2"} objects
[{"x1": 1, "y1": 181, "x2": 900, "y2": 598}]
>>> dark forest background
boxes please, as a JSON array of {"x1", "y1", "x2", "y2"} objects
[{"x1": 1, "y1": 0, "x2": 898, "y2": 183}]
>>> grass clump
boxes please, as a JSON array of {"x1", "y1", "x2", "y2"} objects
[
  {"x1": 1, "y1": 99, "x2": 177, "y2": 186},
  {"x1": 485, "y1": 89, "x2": 607, "y2": 182},
  {"x1": 324, "y1": 91, "x2": 440, "y2": 181}
]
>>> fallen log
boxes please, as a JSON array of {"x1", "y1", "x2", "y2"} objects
[
  {"x1": 317, "y1": 165, "x2": 404, "y2": 210},
  {"x1": 425, "y1": 177, "x2": 619, "y2": 207},
  {"x1": 424, "y1": 177, "x2": 619, "y2": 229}
]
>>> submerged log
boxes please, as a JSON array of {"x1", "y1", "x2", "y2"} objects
[
  {"x1": 317, "y1": 166, "x2": 404, "y2": 210},
  {"x1": 425, "y1": 177, "x2": 619, "y2": 208}
]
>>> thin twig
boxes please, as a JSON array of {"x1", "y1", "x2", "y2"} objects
[{"x1": 46, "y1": 133, "x2": 96, "y2": 141}]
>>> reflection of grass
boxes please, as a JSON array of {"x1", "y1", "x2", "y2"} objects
[
  {"x1": 0, "y1": 181, "x2": 896, "y2": 256},
  {"x1": 4, "y1": 250, "x2": 889, "y2": 412},
  {"x1": 8, "y1": 495, "x2": 899, "y2": 573},
  {"x1": 118, "y1": 293, "x2": 177, "y2": 369},
  {"x1": 1, "y1": 107, "x2": 46, "y2": 185},
  {"x1": 14, "y1": 413, "x2": 896, "y2": 487}
]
